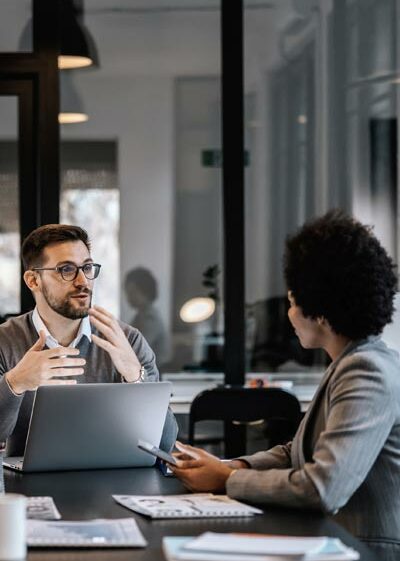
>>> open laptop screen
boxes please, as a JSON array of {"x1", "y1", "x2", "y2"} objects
[{"x1": 4, "y1": 382, "x2": 172, "y2": 472}]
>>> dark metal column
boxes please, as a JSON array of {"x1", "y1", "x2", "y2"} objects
[
  {"x1": 221, "y1": 0, "x2": 246, "y2": 455},
  {"x1": 34, "y1": 0, "x2": 60, "y2": 226},
  {"x1": 222, "y1": 0, "x2": 245, "y2": 386}
]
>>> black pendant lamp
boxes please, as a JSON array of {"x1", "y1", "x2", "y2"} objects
[
  {"x1": 19, "y1": 0, "x2": 99, "y2": 70},
  {"x1": 59, "y1": 71, "x2": 89, "y2": 124},
  {"x1": 59, "y1": 0, "x2": 99, "y2": 69}
]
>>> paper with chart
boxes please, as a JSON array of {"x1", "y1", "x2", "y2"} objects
[
  {"x1": 27, "y1": 496, "x2": 61, "y2": 520},
  {"x1": 27, "y1": 518, "x2": 147, "y2": 547},
  {"x1": 113, "y1": 493, "x2": 262, "y2": 518}
]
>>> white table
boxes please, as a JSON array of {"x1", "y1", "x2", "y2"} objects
[{"x1": 163, "y1": 371, "x2": 323, "y2": 414}]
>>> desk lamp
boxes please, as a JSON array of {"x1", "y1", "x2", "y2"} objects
[
  {"x1": 179, "y1": 297, "x2": 215, "y2": 323},
  {"x1": 180, "y1": 297, "x2": 225, "y2": 371}
]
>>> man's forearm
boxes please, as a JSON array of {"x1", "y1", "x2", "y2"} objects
[{"x1": 5, "y1": 370, "x2": 26, "y2": 395}]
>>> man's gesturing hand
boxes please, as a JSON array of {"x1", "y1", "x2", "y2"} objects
[
  {"x1": 89, "y1": 306, "x2": 142, "y2": 382},
  {"x1": 6, "y1": 330, "x2": 85, "y2": 395}
]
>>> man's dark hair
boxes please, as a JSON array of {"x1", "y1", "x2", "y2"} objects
[
  {"x1": 125, "y1": 267, "x2": 158, "y2": 302},
  {"x1": 22, "y1": 224, "x2": 91, "y2": 270},
  {"x1": 284, "y1": 210, "x2": 398, "y2": 339}
]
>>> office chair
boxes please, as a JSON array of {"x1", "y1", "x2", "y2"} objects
[{"x1": 188, "y1": 386, "x2": 302, "y2": 458}]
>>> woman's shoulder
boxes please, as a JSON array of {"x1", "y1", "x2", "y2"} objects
[
  {"x1": 333, "y1": 337, "x2": 400, "y2": 391},
  {"x1": 345, "y1": 337, "x2": 399, "y2": 366}
]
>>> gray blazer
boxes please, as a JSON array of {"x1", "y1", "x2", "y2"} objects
[{"x1": 227, "y1": 337, "x2": 400, "y2": 548}]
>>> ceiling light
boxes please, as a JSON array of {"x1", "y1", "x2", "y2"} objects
[
  {"x1": 59, "y1": 113, "x2": 88, "y2": 124},
  {"x1": 59, "y1": 0, "x2": 99, "y2": 69},
  {"x1": 59, "y1": 72, "x2": 88, "y2": 125},
  {"x1": 19, "y1": 0, "x2": 99, "y2": 70}
]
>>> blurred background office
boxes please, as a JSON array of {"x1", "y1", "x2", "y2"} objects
[
  {"x1": 0, "y1": 0, "x2": 399, "y2": 375},
  {"x1": 125, "y1": 267, "x2": 171, "y2": 367}
]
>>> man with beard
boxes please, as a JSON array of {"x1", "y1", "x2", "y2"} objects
[{"x1": 0, "y1": 224, "x2": 177, "y2": 457}]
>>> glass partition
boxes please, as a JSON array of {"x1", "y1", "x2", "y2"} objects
[
  {"x1": 0, "y1": 98, "x2": 20, "y2": 316},
  {"x1": 60, "y1": 141, "x2": 119, "y2": 316},
  {"x1": 0, "y1": 1, "x2": 32, "y2": 53},
  {"x1": 244, "y1": 0, "x2": 400, "y2": 377},
  {"x1": 59, "y1": 2, "x2": 222, "y2": 373}
]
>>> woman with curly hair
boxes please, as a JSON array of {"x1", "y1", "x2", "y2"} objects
[{"x1": 172, "y1": 211, "x2": 400, "y2": 556}]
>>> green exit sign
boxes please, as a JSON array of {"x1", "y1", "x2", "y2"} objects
[{"x1": 201, "y1": 149, "x2": 250, "y2": 167}]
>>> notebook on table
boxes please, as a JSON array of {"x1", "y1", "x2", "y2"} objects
[
  {"x1": 113, "y1": 493, "x2": 262, "y2": 519},
  {"x1": 162, "y1": 532, "x2": 360, "y2": 561},
  {"x1": 27, "y1": 518, "x2": 147, "y2": 548},
  {"x1": 3, "y1": 382, "x2": 172, "y2": 472}
]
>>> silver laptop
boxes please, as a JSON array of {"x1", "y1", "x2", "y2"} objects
[{"x1": 3, "y1": 382, "x2": 172, "y2": 472}]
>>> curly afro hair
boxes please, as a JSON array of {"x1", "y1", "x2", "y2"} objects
[{"x1": 284, "y1": 210, "x2": 398, "y2": 339}]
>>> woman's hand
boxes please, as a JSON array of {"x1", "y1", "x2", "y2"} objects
[{"x1": 170, "y1": 442, "x2": 235, "y2": 492}]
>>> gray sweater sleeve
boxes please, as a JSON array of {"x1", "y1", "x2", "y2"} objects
[
  {"x1": 124, "y1": 322, "x2": 177, "y2": 451},
  {"x1": 0, "y1": 357, "x2": 25, "y2": 446},
  {"x1": 122, "y1": 322, "x2": 159, "y2": 381},
  {"x1": 227, "y1": 357, "x2": 394, "y2": 513}
]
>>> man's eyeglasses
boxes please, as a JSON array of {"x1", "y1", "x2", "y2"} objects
[{"x1": 32, "y1": 263, "x2": 102, "y2": 281}]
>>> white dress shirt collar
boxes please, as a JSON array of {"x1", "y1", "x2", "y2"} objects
[{"x1": 32, "y1": 307, "x2": 92, "y2": 349}]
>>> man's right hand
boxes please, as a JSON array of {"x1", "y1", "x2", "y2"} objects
[{"x1": 5, "y1": 330, "x2": 86, "y2": 395}]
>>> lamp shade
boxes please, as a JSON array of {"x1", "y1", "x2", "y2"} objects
[
  {"x1": 59, "y1": 72, "x2": 88, "y2": 124},
  {"x1": 180, "y1": 297, "x2": 216, "y2": 323},
  {"x1": 18, "y1": 1, "x2": 99, "y2": 70},
  {"x1": 59, "y1": 0, "x2": 99, "y2": 69}
]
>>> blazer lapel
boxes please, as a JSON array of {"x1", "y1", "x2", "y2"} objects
[
  {"x1": 291, "y1": 364, "x2": 335, "y2": 469},
  {"x1": 291, "y1": 339, "x2": 365, "y2": 469}
]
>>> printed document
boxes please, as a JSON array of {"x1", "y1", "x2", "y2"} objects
[
  {"x1": 27, "y1": 496, "x2": 61, "y2": 520},
  {"x1": 27, "y1": 518, "x2": 147, "y2": 548},
  {"x1": 113, "y1": 493, "x2": 262, "y2": 518}
]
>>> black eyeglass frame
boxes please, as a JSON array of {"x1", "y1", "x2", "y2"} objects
[{"x1": 32, "y1": 263, "x2": 102, "y2": 281}]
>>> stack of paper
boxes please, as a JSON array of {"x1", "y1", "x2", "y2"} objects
[{"x1": 162, "y1": 532, "x2": 360, "y2": 561}]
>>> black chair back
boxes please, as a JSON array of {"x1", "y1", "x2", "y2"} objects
[{"x1": 188, "y1": 386, "x2": 302, "y2": 457}]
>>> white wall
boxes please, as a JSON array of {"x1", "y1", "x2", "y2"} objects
[{"x1": 61, "y1": 73, "x2": 175, "y2": 326}]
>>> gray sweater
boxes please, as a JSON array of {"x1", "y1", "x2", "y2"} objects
[{"x1": 0, "y1": 312, "x2": 177, "y2": 455}]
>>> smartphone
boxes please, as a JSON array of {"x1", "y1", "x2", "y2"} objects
[
  {"x1": 157, "y1": 460, "x2": 174, "y2": 477},
  {"x1": 137, "y1": 439, "x2": 178, "y2": 466}
]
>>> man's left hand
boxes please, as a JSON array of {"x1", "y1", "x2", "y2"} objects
[
  {"x1": 89, "y1": 306, "x2": 142, "y2": 382},
  {"x1": 170, "y1": 442, "x2": 234, "y2": 493}
]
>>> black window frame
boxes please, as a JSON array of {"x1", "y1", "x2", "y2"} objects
[{"x1": 0, "y1": 0, "x2": 60, "y2": 312}]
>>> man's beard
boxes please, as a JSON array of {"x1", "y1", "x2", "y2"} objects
[{"x1": 42, "y1": 284, "x2": 92, "y2": 320}]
